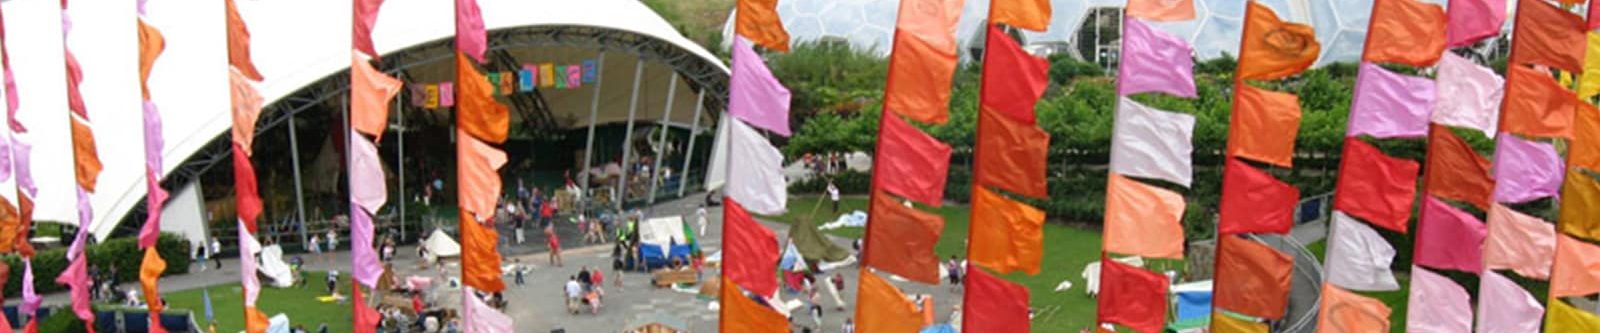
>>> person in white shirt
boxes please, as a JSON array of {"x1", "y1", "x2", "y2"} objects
[
  {"x1": 827, "y1": 181, "x2": 840, "y2": 213},
  {"x1": 210, "y1": 237, "x2": 223, "y2": 270},
  {"x1": 564, "y1": 276, "x2": 583, "y2": 314},
  {"x1": 695, "y1": 206, "x2": 708, "y2": 237}
]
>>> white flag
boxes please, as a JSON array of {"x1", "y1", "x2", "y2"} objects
[
  {"x1": 1476, "y1": 270, "x2": 1545, "y2": 333},
  {"x1": 463, "y1": 287, "x2": 514, "y2": 332},
  {"x1": 704, "y1": 116, "x2": 732, "y2": 191},
  {"x1": 725, "y1": 118, "x2": 787, "y2": 215},
  {"x1": 1110, "y1": 97, "x2": 1195, "y2": 187},
  {"x1": 239, "y1": 219, "x2": 263, "y2": 306},
  {"x1": 1405, "y1": 266, "x2": 1472, "y2": 333},
  {"x1": 1324, "y1": 212, "x2": 1400, "y2": 291},
  {"x1": 1431, "y1": 52, "x2": 1503, "y2": 138}
]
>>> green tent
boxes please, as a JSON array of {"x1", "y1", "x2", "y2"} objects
[{"x1": 790, "y1": 216, "x2": 851, "y2": 262}]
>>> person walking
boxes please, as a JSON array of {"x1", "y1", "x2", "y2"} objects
[
  {"x1": 695, "y1": 206, "x2": 708, "y2": 238},
  {"x1": 210, "y1": 237, "x2": 224, "y2": 269},
  {"x1": 308, "y1": 234, "x2": 323, "y2": 264},
  {"x1": 546, "y1": 225, "x2": 563, "y2": 267},
  {"x1": 564, "y1": 276, "x2": 582, "y2": 314},
  {"x1": 827, "y1": 181, "x2": 840, "y2": 213}
]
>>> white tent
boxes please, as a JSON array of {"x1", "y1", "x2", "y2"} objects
[
  {"x1": 638, "y1": 216, "x2": 690, "y2": 255},
  {"x1": 424, "y1": 228, "x2": 461, "y2": 258}
]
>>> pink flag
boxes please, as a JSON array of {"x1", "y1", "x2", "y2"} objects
[
  {"x1": 1117, "y1": 16, "x2": 1195, "y2": 98},
  {"x1": 1405, "y1": 266, "x2": 1472, "y2": 333},
  {"x1": 1347, "y1": 62, "x2": 1435, "y2": 138},
  {"x1": 238, "y1": 220, "x2": 261, "y2": 306},
  {"x1": 1430, "y1": 52, "x2": 1503, "y2": 137},
  {"x1": 454, "y1": 0, "x2": 487, "y2": 64},
  {"x1": 1484, "y1": 203, "x2": 1555, "y2": 279},
  {"x1": 142, "y1": 101, "x2": 164, "y2": 178},
  {"x1": 1493, "y1": 133, "x2": 1563, "y2": 204},
  {"x1": 1445, "y1": 0, "x2": 1507, "y2": 47},
  {"x1": 0, "y1": 134, "x2": 9, "y2": 183},
  {"x1": 462, "y1": 288, "x2": 513, "y2": 332},
  {"x1": 353, "y1": 0, "x2": 387, "y2": 58},
  {"x1": 54, "y1": 247, "x2": 92, "y2": 325},
  {"x1": 728, "y1": 38, "x2": 792, "y2": 136},
  {"x1": 1478, "y1": 270, "x2": 1545, "y2": 332},
  {"x1": 20, "y1": 259, "x2": 39, "y2": 316},
  {"x1": 12, "y1": 140, "x2": 31, "y2": 197},
  {"x1": 139, "y1": 171, "x2": 168, "y2": 248},
  {"x1": 349, "y1": 132, "x2": 386, "y2": 214},
  {"x1": 1414, "y1": 197, "x2": 1486, "y2": 273},
  {"x1": 348, "y1": 207, "x2": 383, "y2": 288}
]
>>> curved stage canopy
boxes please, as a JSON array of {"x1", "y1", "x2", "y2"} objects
[{"x1": 2, "y1": 0, "x2": 729, "y2": 241}]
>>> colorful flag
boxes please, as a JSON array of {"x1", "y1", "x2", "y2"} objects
[
  {"x1": 1477, "y1": 270, "x2": 1545, "y2": 332},
  {"x1": 1096, "y1": 256, "x2": 1169, "y2": 333},
  {"x1": 454, "y1": 0, "x2": 488, "y2": 63},
  {"x1": 884, "y1": 0, "x2": 964, "y2": 124},
  {"x1": 461, "y1": 288, "x2": 513, "y2": 332},
  {"x1": 232, "y1": 144, "x2": 262, "y2": 232},
  {"x1": 456, "y1": 133, "x2": 505, "y2": 221},
  {"x1": 424, "y1": 85, "x2": 439, "y2": 108},
  {"x1": 1316, "y1": 283, "x2": 1391, "y2": 333},
  {"x1": 1502, "y1": 65, "x2": 1577, "y2": 139},
  {"x1": 969, "y1": 187, "x2": 1045, "y2": 275},
  {"x1": 723, "y1": 198, "x2": 780, "y2": 296},
  {"x1": 976, "y1": 109, "x2": 1050, "y2": 198},
  {"x1": 1572, "y1": 103, "x2": 1600, "y2": 171},
  {"x1": 582, "y1": 60, "x2": 596, "y2": 83},
  {"x1": 225, "y1": 0, "x2": 263, "y2": 81},
  {"x1": 877, "y1": 114, "x2": 952, "y2": 206},
  {"x1": 1212, "y1": 236, "x2": 1292, "y2": 319},
  {"x1": 1444, "y1": 0, "x2": 1506, "y2": 47},
  {"x1": 69, "y1": 118, "x2": 101, "y2": 193},
  {"x1": 1484, "y1": 203, "x2": 1556, "y2": 280},
  {"x1": 1423, "y1": 126, "x2": 1493, "y2": 210},
  {"x1": 348, "y1": 209, "x2": 382, "y2": 288},
  {"x1": 729, "y1": 38, "x2": 793, "y2": 136},
  {"x1": 724, "y1": 119, "x2": 787, "y2": 215},
  {"x1": 539, "y1": 63, "x2": 555, "y2": 88},
  {"x1": 1217, "y1": 160, "x2": 1300, "y2": 234},
  {"x1": 228, "y1": 69, "x2": 263, "y2": 157},
  {"x1": 1413, "y1": 197, "x2": 1486, "y2": 273},
  {"x1": 1403, "y1": 266, "x2": 1472, "y2": 333},
  {"x1": 437, "y1": 82, "x2": 453, "y2": 107},
  {"x1": 734, "y1": 0, "x2": 789, "y2": 52},
  {"x1": 137, "y1": 19, "x2": 165, "y2": 100},
  {"x1": 1546, "y1": 298, "x2": 1600, "y2": 332},
  {"x1": 855, "y1": 272, "x2": 921, "y2": 333},
  {"x1": 1227, "y1": 84, "x2": 1301, "y2": 167},
  {"x1": 55, "y1": 242, "x2": 92, "y2": 329},
  {"x1": 502, "y1": 71, "x2": 518, "y2": 93},
  {"x1": 139, "y1": 102, "x2": 167, "y2": 248},
  {"x1": 352, "y1": 288, "x2": 380, "y2": 333},
  {"x1": 980, "y1": 25, "x2": 1050, "y2": 123},
  {"x1": 989, "y1": 0, "x2": 1050, "y2": 31},
  {"x1": 457, "y1": 210, "x2": 503, "y2": 293},
  {"x1": 1551, "y1": 233, "x2": 1600, "y2": 297},
  {"x1": 1561, "y1": 171, "x2": 1600, "y2": 241},
  {"x1": 566, "y1": 65, "x2": 581, "y2": 89},
  {"x1": 1103, "y1": 174, "x2": 1186, "y2": 259},
  {"x1": 456, "y1": 53, "x2": 509, "y2": 143},
  {"x1": 1110, "y1": 97, "x2": 1196, "y2": 187},
  {"x1": 519, "y1": 68, "x2": 535, "y2": 91},
  {"x1": 1431, "y1": 53, "x2": 1503, "y2": 137},
  {"x1": 1581, "y1": 33, "x2": 1600, "y2": 100},
  {"x1": 1333, "y1": 138, "x2": 1418, "y2": 232},
  {"x1": 351, "y1": 55, "x2": 401, "y2": 140},
  {"x1": 1347, "y1": 62, "x2": 1435, "y2": 138},
  {"x1": 1363, "y1": 0, "x2": 1446, "y2": 66},
  {"x1": 1492, "y1": 133, "x2": 1564, "y2": 204},
  {"x1": 353, "y1": 0, "x2": 386, "y2": 58},
  {"x1": 1324, "y1": 212, "x2": 1400, "y2": 291},
  {"x1": 237, "y1": 221, "x2": 265, "y2": 333},
  {"x1": 1117, "y1": 17, "x2": 1195, "y2": 98},
  {"x1": 864, "y1": 192, "x2": 944, "y2": 284},
  {"x1": 962, "y1": 268, "x2": 1031, "y2": 333},
  {"x1": 721, "y1": 277, "x2": 789, "y2": 333},
  {"x1": 1237, "y1": 2, "x2": 1321, "y2": 80},
  {"x1": 1510, "y1": 0, "x2": 1586, "y2": 72},
  {"x1": 1126, "y1": 0, "x2": 1194, "y2": 22},
  {"x1": 1211, "y1": 313, "x2": 1267, "y2": 333}
]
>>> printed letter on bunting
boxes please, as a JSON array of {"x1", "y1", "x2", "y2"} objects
[
  {"x1": 1477, "y1": 271, "x2": 1545, "y2": 332},
  {"x1": 865, "y1": 193, "x2": 944, "y2": 284},
  {"x1": 1228, "y1": 85, "x2": 1301, "y2": 167},
  {"x1": 455, "y1": 53, "x2": 509, "y2": 143},
  {"x1": 1324, "y1": 212, "x2": 1400, "y2": 291},
  {"x1": 1492, "y1": 133, "x2": 1563, "y2": 204},
  {"x1": 1551, "y1": 234, "x2": 1600, "y2": 297},
  {"x1": 1097, "y1": 257, "x2": 1168, "y2": 333},
  {"x1": 1430, "y1": 53, "x2": 1504, "y2": 137},
  {"x1": 733, "y1": 0, "x2": 789, "y2": 52},
  {"x1": 1423, "y1": 126, "x2": 1493, "y2": 210},
  {"x1": 980, "y1": 25, "x2": 1050, "y2": 123},
  {"x1": 1110, "y1": 97, "x2": 1195, "y2": 187},
  {"x1": 855, "y1": 273, "x2": 921, "y2": 333},
  {"x1": 884, "y1": 0, "x2": 963, "y2": 124},
  {"x1": 1444, "y1": 0, "x2": 1506, "y2": 47},
  {"x1": 963, "y1": 268, "x2": 1031, "y2": 333},
  {"x1": 1484, "y1": 204, "x2": 1556, "y2": 279},
  {"x1": 988, "y1": 0, "x2": 1050, "y2": 32},
  {"x1": 878, "y1": 114, "x2": 952, "y2": 206},
  {"x1": 976, "y1": 109, "x2": 1049, "y2": 198},
  {"x1": 1126, "y1": 0, "x2": 1194, "y2": 22},
  {"x1": 729, "y1": 38, "x2": 792, "y2": 136},
  {"x1": 724, "y1": 199, "x2": 780, "y2": 296},
  {"x1": 969, "y1": 188, "x2": 1045, "y2": 275},
  {"x1": 1559, "y1": 171, "x2": 1600, "y2": 241},
  {"x1": 1103, "y1": 174, "x2": 1186, "y2": 259},
  {"x1": 1362, "y1": 0, "x2": 1446, "y2": 67},
  {"x1": 1212, "y1": 236, "x2": 1292, "y2": 319},
  {"x1": 1218, "y1": 158, "x2": 1298, "y2": 235},
  {"x1": 1237, "y1": 2, "x2": 1321, "y2": 80},
  {"x1": 1413, "y1": 197, "x2": 1486, "y2": 273},
  {"x1": 1502, "y1": 65, "x2": 1577, "y2": 139},
  {"x1": 1316, "y1": 283, "x2": 1391, "y2": 333},
  {"x1": 1403, "y1": 267, "x2": 1472, "y2": 333},
  {"x1": 1511, "y1": 0, "x2": 1586, "y2": 72},
  {"x1": 1333, "y1": 138, "x2": 1418, "y2": 232},
  {"x1": 1117, "y1": 18, "x2": 1196, "y2": 98},
  {"x1": 1347, "y1": 62, "x2": 1435, "y2": 138},
  {"x1": 1547, "y1": 299, "x2": 1600, "y2": 332}
]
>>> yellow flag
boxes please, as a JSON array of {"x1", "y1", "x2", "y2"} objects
[
  {"x1": 1212, "y1": 313, "x2": 1268, "y2": 333},
  {"x1": 1547, "y1": 298, "x2": 1600, "y2": 333},
  {"x1": 1579, "y1": 32, "x2": 1600, "y2": 100},
  {"x1": 1560, "y1": 170, "x2": 1600, "y2": 241}
]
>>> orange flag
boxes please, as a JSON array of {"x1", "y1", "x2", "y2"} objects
[
  {"x1": 969, "y1": 187, "x2": 1045, "y2": 275},
  {"x1": 1561, "y1": 170, "x2": 1600, "y2": 241},
  {"x1": 1212, "y1": 236, "x2": 1293, "y2": 319},
  {"x1": 458, "y1": 210, "x2": 505, "y2": 293},
  {"x1": 0, "y1": 197, "x2": 16, "y2": 253},
  {"x1": 1316, "y1": 283, "x2": 1391, "y2": 333},
  {"x1": 989, "y1": 0, "x2": 1050, "y2": 32},
  {"x1": 721, "y1": 277, "x2": 789, "y2": 333},
  {"x1": 70, "y1": 117, "x2": 101, "y2": 193},
  {"x1": 229, "y1": 69, "x2": 264, "y2": 156},
  {"x1": 1238, "y1": 2, "x2": 1321, "y2": 81},
  {"x1": 1551, "y1": 233, "x2": 1600, "y2": 297},
  {"x1": 1502, "y1": 65, "x2": 1576, "y2": 139},
  {"x1": 351, "y1": 54, "x2": 402, "y2": 140},
  {"x1": 1510, "y1": 0, "x2": 1586, "y2": 72},
  {"x1": 1228, "y1": 84, "x2": 1301, "y2": 168},
  {"x1": 855, "y1": 272, "x2": 922, "y2": 333},
  {"x1": 225, "y1": 0, "x2": 263, "y2": 81},
  {"x1": 137, "y1": 19, "x2": 165, "y2": 100},
  {"x1": 734, "y1": 0, "x2": 789, "y2": 52},
  {"x1": 139, "y1": 247, "x2": 166, "y2": 319},
  {"x1": 1423, "y1": 126, "x2": 1493, "y2": 210},
  {"x1": 864, "y1": 192, "x2": 944, "y2": 284},
  {"x1": 1126, "y1": 0, "x2": 1195, "y2": 22},
  {"x1": 976, "y1": 109, "x2": 1050, "y2": 198},
  {"x1": 244, "y1": 305, "x2": 270, "y2": 333},
  {"x1": 16, "y1": 196, "x2": 33, "y2": 257},
  {"x1": 1573, "y1": 103, "x2": 1600, "y2": 171},
  {"x1": 455, "y1": 53, "x2": 509, "y2": 143},
  {"x1": 1104, "y1": 174, "x2": 1186, "y2": 259},
  {"x1": 882, "y1": 0, "x2": 963, "y2": 124},
  {"x1": 1363, "y1": 0, "x2": 1446, "y2": 67},
  {"x1": 456, "y1": 132, "x2": 506, "y2": 222}
]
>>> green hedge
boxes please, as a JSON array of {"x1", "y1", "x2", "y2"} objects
[
  {"x1": 789, "y1": 171, "x2": 872, "y2": 195},
  {"x1": 1, "y1": 233, "x2": 191, "y2": 297}
]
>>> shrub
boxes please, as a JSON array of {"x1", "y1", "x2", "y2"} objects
[
  {"x1": 1048, "y1": 55, "x2": 1105, "y2": 85},
  {"x1": 789, "y1": 171, "x2": 871, "y2": 195},
  {"x1": 1, "y1": 233, "x2": 191, "y2": 297}
]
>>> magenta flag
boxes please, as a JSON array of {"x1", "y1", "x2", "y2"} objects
[
  {"x1": 1117, "y1": 16, "x2": 1195, "y2": 98},
  {"x1": 1445, "y1": 0, "x2": 1506, "y2": 47},
  {"x1": 1347, "y1": 62, "x2": 1435, "y2": 138},
  {"x1": 349, "y1": 206, "x2": 383, "y2": 288},
  {"x1": 454, "y1": 0, "x2": 488, "y2": 63},
  {"x1": 1493, "y1": 133, "x2": 1564, "y2": 204},
  {"x1": 728, "y1": 38, "x2": 792, "y2": 136},
  {"x1": 1484, "y1": 204, "x2": 1555, "y2": 279},
  {"x1": 1478, "y1": 270, "x2": 1545, "y2": 332},
  {"x1": 350, "y1": 132, "x2": 387, "y2": 214},
  {"x1": 20, "y1": 259, "x2": 39, "y2": 316},
  {"x1": 142, "y1": 101, "x2": 164, "y2": 176},
  {"x1": 1406, "y1": 266, "x2": 1473, "y2": 333},
  {"x1": 1414, "y1": 197, "x2": 1486, "y2": 273},
  {"x1": 140, "y1": 101, "x2": 165, "y2": 248},
  {"x1": 55, "y1": 248, "x2": 91, "y2": 322},
  {"x1": 463, "y1": 288, "x2": 513, "y2": 332}
]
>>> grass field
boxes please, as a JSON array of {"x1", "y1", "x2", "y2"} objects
[{"x1": 159, "y1": 271, "x2": 353, "y2": 333}]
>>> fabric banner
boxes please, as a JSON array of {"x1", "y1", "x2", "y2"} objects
[
  {"x1": 1324, "y1": 212, "x2": 1400, "y2": 291},
  {"x1": 864, "y1": 192, "x2": 944, "y2": 284},
  {"x1": 1547, "y1": 298, "x2": 1600, "y2": 333},
  {"x1": 729, "y1": 38, "x2": 792, "y2": 136},
  {"x1": 138, "y1": 19, "x2": 165, "y2": 100},
  {"x1": 229, "y1": 68, "x2": 263, "y2": 156},
  {"x1": 1228, "y1": 84, "x2": 1301, "y2": 167},
  {"x1": 1582, "y1": 33, "x2": 1600, "y2": 100},
  {"x1": 981, "y1": 25, "x2": 1050, "y2": 123},
  {"x1": 232, "y1": 144, "x2": 262, "y2": 232},
  {"x1": 456, "y1": 133, "x2": 506, "y2": 221},
  {"x1": 457, "y1": 210, "x2": 504, "y2": 293},
  {"x1": 456, "y1": 53, "x2": 509, "y2": 143},
  {"x1": 69, "y1": 117, "x2": 101, "y2": 193},
  {"x1": 461, "y1": 288, "x2": 513, "y2": 333},
  {"x1": 1212, "y1": 236, "x2": 1292, "y2": 319},
  {"x1": 1413, "y1": 197, "x2": 1486, "y2": 273},
  {"x1": 454, "y1": 0, "x2": 488, "y2": 63},
  {"x1": 140, "y1": 103, "x2": 167, "y2": 248},
  {"x1": 352, "y1": 288, "x2": 380, "y2": 333},
  {"x1": 1218, "y1": 158, "x2": 1297, "y2": 235},
  {"x1": 733, "y1": 0, "x2": 789, "y2": 52},
  {"x1": 1483, "y1": 204, "x2": 1555, "y2": 280},
  {"x1": 1423, "y1": 126, "x2": 1493, "y2": 210},
  {"x1": 1560, "y1": 170, "x2": 1600, "y2": 241},
  {"x1": 855, "y1": 272, "x2": 922, "y2": 333},
  {"x1": 1126, "y1": 0, "x2": 1194, "y2": 22},
  {"x1": 877, "y1": 114, "x2": 952, "y2": 206},
  {"x1": 1404, "y1": 266, "x2": 1472, "y2": 333},
  {"x1": 1211, "y1": 313, "x2": 1267, "y2": 333},
  {"x1": 1502, "y1": 65, "x2": 1577, "y2": 139},
  {"x1": 989, "y1": 0, "x2": 1050, "y2": 31},
  {"x1": 1362, "y1": 0, "x2": 1446, "y2": 67},
  {"x1": 1175, "y1": 292, "x2": 1211, "y2": 322},
  {"x1": 723, "y1": 198, "x2": 780, "y2": 296},
  {"x1": 1430, "y1": 53, "x2": 1503, "y2": 137},
  {"x1": 1096, "y1": 256, "x2": 1168, "y2": 333},
  {"x1": 352, "y1": 0, "x2": 385, "y2": 58},
  {"x1": 1510, "y1": 0, "x2": 1586, "y2": 72},
  {"x1": 1444, "y1": 0, "x2": 1506, "y2": 47},
  {"x1": 962, "y1": 268, "x2": 1031, "y2": 333},
  {"x1": 1492, "y1": 133, "x2": 1563, "y2": 204},
  {"x1": 976, "y1": 109, "x2": 1050, "y2": 198},
  {"x1": 721, "y1": 277, "x2": 789, "y2": 333},
  {"x1": 349, "y1": 132, "x2": 387, "y2": 214},
  {"x1": 1237, "y1": 2, "x2": 1320, "y2": 80},
  {"x1": 725, "y1": 119, "x2": 788, "y2": 215},
  {"x1": 225, "y1": 0, "x2": 263, "y2": 81},
  {"x1": 56, "y1": 225, "x2": 92, "y2": 329},
  {"x1": 1572, "y1": 103, "x2": 1600, "y2": 171},
  {"x1": 968, "y1": 187, "x2": 1045, "y2": 275},
  {"x1": 883, "y1": 0, "x2": 963, "y2": 124},
  {"x1": 1551, "y1": 233, "x2": 1600, "y2": 297},
  {"x1": 1103, "y1": 174, "x2": 1186, "y2": 259},
  {"x1": 1333, "y1": 138, "x2": 1418, "y2": 233},
  {"x1": 351, "y1": 54, "x2": 402, "y2": 140},
  {"x1": 1109, "y1": 97, "x2": 1195, "y2": 187},
  {"x1": 1477, "y1": 270, "x2": 1544, "y2": 333},
  {"x1": 1117, "y1": 17, "x2": 1196, "y2": 98},
  {"x1": 237, "y1": 220, "x2": 261, "y2": 305},
  {"x1": 348, "y1": 209, "x2": 382, "y2": 288},
  {"x1": 1347, "y1": 62, "x2": 1435, "y2": 138},
  {"x1": 139, "y1": 247, "x2": 167, "y2": 332},
  {"x1": 1316, "y1": 283, "x2": 1392, "y2": 333}
]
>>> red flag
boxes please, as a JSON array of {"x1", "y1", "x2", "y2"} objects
[
  {"x1": 1423, "y1": 125, "x2": 1493, "y2": 210},
  {"x1": 457, "y1": 210, "x2": 504, "y2": 292},
  {"x1": 1363, "y1": 0, "x2": 1447, "y2": 67},
  {"x1": 1097, "y1": 256, "x2": 1169, "y2": 333},
  {"x1": 864, "y1": 192, "x2": 944, "y2": 284},
  {"x1": 1213, "y1": 236, "x2": 1293, "y2": 319},
  {"x1": 976, "y1": 109, "x2": 1050, "y2": 198},
  {"x1": 1502, "y1": 65, "x2": 1577, "y2": 139},
  {"x1": 231, "y1": 143, "x2": 261, "y2": 233},
  {"x1": 1510, "y1": 0, "x2": 1586, "y2": 72},
  {"x1": 877, "y1": 114, "x2": 952, "y2": 206},
  {"x1": 963, "y1": 268, "x2": 1031, "y2": 333},
  {"x1": 724, "y1": 198, "x2": 780, "y2": 296},
  {"x1": 1592, "y1": 0, "x2": 1600, "y2": 30},
  {"x1": 225, "y1": 0, "x2": 263, "y2": 81},
  {"x1": 980, "y1": 25, "x2": 1049, "y2": 124},
  {"x1": 352, "y1": 288, "x2": 381, "y2": 333},
  {"x1": 1334, "y1": 138, "x2": 1419, "y2": 233},
  {"x1": 353, "y1": 0, "x2": 387, "y2": 58},
  {"x1": 1218, "y1": 158, "x2": 1298, "y2": 235}
]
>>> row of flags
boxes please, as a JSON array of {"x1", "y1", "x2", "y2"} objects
[
  {"x1": 451, "y1": 0, "x2": 516, "y2": 331},
  {"x1": 57, "y1": 0, "x2": 107, "y2": 331},
  {"x1": 226, "y1": 0, "x2": 272, "y2": 331},
  {"x1": 402, "y1": 61, "x2": 600, "y2": 109},
  {"x1": 137, "y1": 1, "x2": 171, "y2": 332},
  {"x1": 0, "y1": 0, "x2": 45, "y2": 331},
  {"x1": 350, "y1": 0, "x2": 403, "y2": 332}
]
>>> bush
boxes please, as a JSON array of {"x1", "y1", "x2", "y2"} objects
[
  {"x1": 789, "y1": 171, "x2": 871, "y2": 195},
  {"x1": 1048, "y1": 55, "x2": 1105, "y2": 85},
  {"x1": 1, "y1": 233, "x2": 191, "y2": 297}
]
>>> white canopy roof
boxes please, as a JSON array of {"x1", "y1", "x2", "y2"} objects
[{"x1": 1, "y1": 0, "x2": 727, "y2": 241}]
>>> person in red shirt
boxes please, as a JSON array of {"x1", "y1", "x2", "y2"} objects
[{"x1": 546, "y1": 225, "x2": 563, "y2": 267}]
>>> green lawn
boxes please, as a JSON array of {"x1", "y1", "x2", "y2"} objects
[
  {"x1": 159, "y1": 271, "x2": 353, "y2": 332},
  {"x1": 768, "y1": 195, "x2": 1117, "y2": 332}
]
